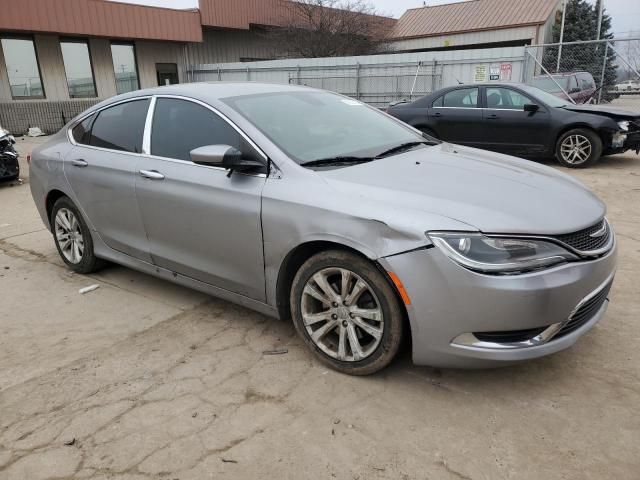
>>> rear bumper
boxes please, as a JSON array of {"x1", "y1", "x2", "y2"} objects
[{"x1": 380, "y1": 236, "x2": 617, "y2": 368}]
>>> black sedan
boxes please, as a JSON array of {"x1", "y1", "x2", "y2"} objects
[{"x1": 387, "y1": 83, "x2": 640, "y2": 168}]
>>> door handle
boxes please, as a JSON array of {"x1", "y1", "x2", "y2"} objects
[
  {"x1": 487, "y1": 114, "x2": 500, "y2": 120},
  {"x1": 433, "y1": 112, "x2": 443, "y2": 117},
  {"x1": 139, "y1": 169, "x2": 165, "y2": 180},
  {"x1": 71, "y1": 159, "x2": 88, "y2": 167}
]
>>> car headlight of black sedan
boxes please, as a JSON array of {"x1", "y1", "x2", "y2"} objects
[{"x1": 428, "y1": 232, "x2": 578, "y2": 274}]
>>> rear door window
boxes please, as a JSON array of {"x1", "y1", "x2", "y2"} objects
[
  {"x1": 150, "y1": 98, "x2": 259, "y2": 162},
  {"x1": 89, "y1": 99, "x2": 150, "y2": 153},
  {"x1": 439, "y1": 88, "x2": 479, "y2": 108}
]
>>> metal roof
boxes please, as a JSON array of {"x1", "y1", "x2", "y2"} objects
[
  {"x1": 198, "y1": 0, "x2": 395, "y2": 31},
  {"x1": 390, "y1": 0, "x2": 560, "y2": 40},
  {"x1": 0, "y1": 0, "x2": 203, "y2": 43}
]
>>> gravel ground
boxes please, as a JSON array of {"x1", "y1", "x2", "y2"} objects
[{"x1": 0, "y1": 135, "x2": 639, "y2": 480}]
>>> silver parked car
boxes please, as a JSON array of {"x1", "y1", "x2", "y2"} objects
[{"x1": 29, "y1": 83, "x2": 617, "y2": 375}]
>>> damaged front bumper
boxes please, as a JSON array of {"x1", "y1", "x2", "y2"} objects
[
  {"x1": 0, "y1": 152, "x2": 19, "y2": 181},
  {"x1": 611, "y1": 123, "x2": 640, "y2": 153}
]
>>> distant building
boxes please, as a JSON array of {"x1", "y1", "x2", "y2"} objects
[
  {"x1": 0, "y1": 0, "x2": 391, "y2": 133},
  {"x1": 1, "y1": 0, "x2": 563, "y2": 133},
  {"x1": 389, "y1": 0, "x2": 562, "y2": 53}
]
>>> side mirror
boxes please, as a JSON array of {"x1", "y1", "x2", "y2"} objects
[
  {"x1": 523, "y1": 103, "x2": 540, "y2": 113},
  {"x1": 189, "y1": 144, "x2": 265, "y2": 173}
]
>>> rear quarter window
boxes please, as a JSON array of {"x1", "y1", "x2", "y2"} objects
[{"x1": 71, "y1": 114, "x2": 94, "y2": 145}]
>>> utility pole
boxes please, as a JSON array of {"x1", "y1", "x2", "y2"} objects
[
  {"x1": 557, "y1": 0, "x2": 568, "y2": 72},
  {"x1": 595, "y1": 0, "x2": 604, "y2": 41}
]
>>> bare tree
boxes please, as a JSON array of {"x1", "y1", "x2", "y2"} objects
[{"x1": 269, "y1": 0, "x2": 393, "y2": 58}]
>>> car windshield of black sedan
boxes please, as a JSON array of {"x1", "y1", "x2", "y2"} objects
[
  {"x1": 224, "y1": 91, "x2": 427, "y2": 165},
  {"x1": 530, "y1": 76, "x2": 569, "y2": 93},
  {"x1": 520, "y1": 84, "x2": 569, "y2": 108}
]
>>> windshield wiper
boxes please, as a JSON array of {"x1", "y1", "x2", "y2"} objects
[
  {"x1": 300, "y1": 156, "x2": 374, "y2": 167},
  {"x1": 374, "y1": 141, "x2": 431, "y2": 159}
]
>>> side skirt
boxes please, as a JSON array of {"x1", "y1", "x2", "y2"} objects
[{"x1": 92, "y1": 231, "x2": 279, "y2": 319}]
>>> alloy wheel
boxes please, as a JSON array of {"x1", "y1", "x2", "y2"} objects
[
  {"x1": 560, "y1": 134, "x2": 592, "y2": 165},
  {"x1": 54, "y1": 208, "x2": 84, "y2": 264},
  {"x1": 301, "y1": 267, "x2": 384, "y2": 362}
]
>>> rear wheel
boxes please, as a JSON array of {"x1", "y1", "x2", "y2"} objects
[
  {"x1": 555, "y1": 128, "x2": 602, "y2": 168},
  {"x1": 290, "y1": 250, "x2": 404, "y2": 375},
  {"x1": 51, "y1": 197, "x2": 104, "y2": 274}
]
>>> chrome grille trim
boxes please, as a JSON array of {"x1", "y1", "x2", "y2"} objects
[
  {"x1": 551, "y1": 218, "x2": 612, "y2": 256},
  {"x1": 488, "y1": 218, "x2": 614, "y2": 258}
]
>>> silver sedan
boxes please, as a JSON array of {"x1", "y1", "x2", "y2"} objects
[{"x1": 29, "y1": 83, "x2": 617, "y2": 375}]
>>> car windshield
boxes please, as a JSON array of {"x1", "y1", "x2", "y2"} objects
[
  {"x1": 530, "y1": 76, "x2": 569, "y2": 93},
  {"x1": 519, "y1": 84, "x2": 570, "y2": 108},
  {"x1": 223, "y1": 91, "x2": 427, "y2": 164}
]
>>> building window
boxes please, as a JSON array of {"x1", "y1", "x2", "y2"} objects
[
  {"x1": 110, "y1": 43, "x2": 139, "y2": 95},
  {"x1": 60, "y1": 39, "x2": 97, "y2": 98},
  {"x1": 1, "y1": 37, "x2": 45, "y2": 99}
]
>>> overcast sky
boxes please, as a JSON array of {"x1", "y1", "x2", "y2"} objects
[{"x1": 115, "y1": 0, "x2": 640, "y2": 37}]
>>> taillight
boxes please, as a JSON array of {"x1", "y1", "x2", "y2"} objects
[{"x1": 27, "y1": 154, "x2": 31, "y2": 165}]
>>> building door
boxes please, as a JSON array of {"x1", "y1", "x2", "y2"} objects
[{"x1": 156, "y1": 63, "x2": 178, "y2": 86}]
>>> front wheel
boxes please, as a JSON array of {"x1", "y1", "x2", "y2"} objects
[
  {"x1": 290, "y1": 250, "x2": 404, "y2": 375},
  {"x1": 555, "y1": 128, "x2": 602, "y2": 168}
]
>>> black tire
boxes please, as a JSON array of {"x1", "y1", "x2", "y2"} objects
[
  {"x1": 51, "y1": 196, "x2": 105, "y2": 274},
  {"x1": 555, "y1": 128, "x2": 602, "y2": 168},
  {"x1": 290, "y1": 250, "x2": 404, "y2": 375}
]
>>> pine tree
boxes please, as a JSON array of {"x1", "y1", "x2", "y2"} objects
[{"x1": 541, "y1": 0, "x2": 617, "y2": 102}]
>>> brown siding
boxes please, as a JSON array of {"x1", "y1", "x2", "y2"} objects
[
  {"x1": 198, "y1": 0, "x2": 395, "y2": 31},
  {"x1": 199, "y1": 0, "x2": 300, "y2": 30},
  {"x1": 0, "y1": 0, "x2": 202, "y2": 43}
]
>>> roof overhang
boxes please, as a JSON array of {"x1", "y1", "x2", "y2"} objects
[{"x1": 0, "y1": 0, "x2": 203, "y2": 43}]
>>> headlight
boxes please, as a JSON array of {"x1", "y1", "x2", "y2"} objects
[
  {"x1": 617, "y1": 121, "x2": 630, "y2": 131},
  {"x1": 428, "y1": 232, "x2": 578, "y2": 274}
]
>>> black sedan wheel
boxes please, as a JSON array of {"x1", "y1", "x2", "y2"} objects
[{"x1": 555, "y1": 128, "x2": 602, "y2": 168}]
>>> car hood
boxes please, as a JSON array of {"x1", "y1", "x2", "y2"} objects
[
  {"x1": 318, "y1": 143, "x2": 605, "y2": 235},
  {"x1": 562, "y1": 104, "x2": 640, "y2": 120}
]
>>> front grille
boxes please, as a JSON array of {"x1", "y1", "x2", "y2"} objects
[
  {"x1": 474, "y1": 327, "x2": 547, "y2": 344},
  {"x1": 556, "y1": 281, "x2": 613, "y2": 338},
  {"x1": 551, "y1": 219, "x2": 610, "y2": 253}
]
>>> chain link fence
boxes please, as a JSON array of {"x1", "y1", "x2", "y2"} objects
[
  {"x1": 524, "y1": 38, "x2": 640, "y2": 104},
  {"x1": 188, "y1": 47, "x2": 526, "y2": 109},
  {"x1": 288, "y1": 63, "x2": 442, "y2": 108}
]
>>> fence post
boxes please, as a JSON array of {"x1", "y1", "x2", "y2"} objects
[
  {"x1": 410, "y1": 61, "x2": 422, "y2": 101},
  {"x1": 431, "y1": 60, "x2": 437, "y2": 93},
  {"x1": 247, "y1": 66, "x2": 250, "y2": 81},
  {"x1": 217, "y1": 67, "x2": 221, "y2": 81},
  {"x1": 356, "y1": 63, "x2": 361, "y2": 100},
  {"x1": 297, "y1": 65, "x2": 301, "y2": 85},
  {"x1": 597, "y1": 42, "x2": 609, "y2": 104}
]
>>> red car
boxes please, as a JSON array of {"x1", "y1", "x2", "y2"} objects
[{"x1": 530, "y1": 72, "x2": 597, "y2": 104}]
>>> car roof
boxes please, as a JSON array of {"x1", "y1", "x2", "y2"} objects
[
  {"x1": 84, "y1": 82, "x2": 319, "y2": 114},
  {"x1": 533, "y1": 72, "x2": 591, "y2": 78}
]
